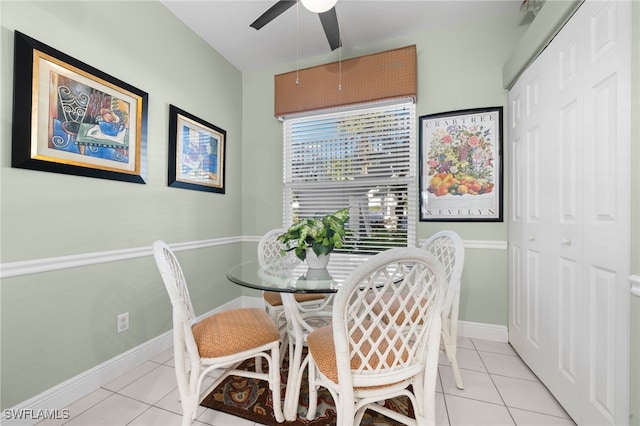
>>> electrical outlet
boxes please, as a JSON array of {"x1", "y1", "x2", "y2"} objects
[{"x1": 117, "y1": 312, "x2": 129, "y2": 333}]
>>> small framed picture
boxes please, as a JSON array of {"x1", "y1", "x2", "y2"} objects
[
  {"x1": 168, "y1": 105, "x2": 226, "y2": 193},
  {"x1": 419, "y1": 107, "x2": 503, "y2": 222},
  {"x1": 11, "y1": 31, "x2": 148, "y2": 183}
]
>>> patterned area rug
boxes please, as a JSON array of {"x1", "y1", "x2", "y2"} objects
[{"x1": 200, "y1": 354, "x2": 414, "y2": 425}]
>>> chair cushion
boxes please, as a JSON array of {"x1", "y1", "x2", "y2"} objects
[
  {"x1": 192, "y1": 308, "x2": 279, "y2": 358},
  {"x1": 263, "y1": 291, "x2": 324, "y2": 307},
  {"x1": 307, "y1": 322, "x2": 408, "y2": 385}
]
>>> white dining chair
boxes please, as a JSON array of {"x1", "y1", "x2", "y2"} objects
[
  {"x1": 152, "y1": 240, "x2": 284, "y2": 425},
  {"x1": 305, "y1": 247, "x2": 447, "y2": 426},
  {"x1": 258, "y1": 228, "x2": 333, "y2": 419},
  {"x1": 422, "y1": 230, "x2": 465, "y2": 389},
  {"x1": 258, "y1": 228, "x2": 329, "y2": 326},
  {"x1": 365, "y1": 231, "x2": 466, "y2": 390}
]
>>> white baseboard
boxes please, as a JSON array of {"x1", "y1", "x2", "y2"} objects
[
  {"x1": 2, "y1": 295, "x2": 505, "y2": 425},
  {"x1": 458, "y1": 320, "x2": 509, "y2": 343},
  {"x1": 237, "y1": 295, "x2": 266, "y2": 309}
]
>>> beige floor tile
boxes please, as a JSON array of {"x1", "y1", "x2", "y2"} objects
[
  {"x1": 434, "y1": 366, "x2": 444, "y2": 393},
  {"x1": 439, "y1": 365, "x2": 503, "y2": 405},
  {"x1": 103, "y1": 362, "x2": 161, "y2": 392},
  {"x1": 441, "y1": 347, "x2": 487, "y2": 373},
  {"x1": 154, "y1": 376, "x2": 215, "y2": 418},
  {"x1": 509, "y1": 407, "x2": 576, "y2": 425},
  {"x1": 153, "y1": 386, "x2": 184, "y2": 415},
  {"x1": 118, "y1": 364, "x2": 177, "y2": 405},
  {"x1": 456, "y1": 336, "x2": 474, "y2": 350},
  {"x1": 64, "y1": 394, "x2": 148, "y2": 426},
  {"x1": 479, "y1": 351, "x2": 538, "y2": 381},
  {"x1": 37, "y1": 388, "x2": 113, "y2": 426},
  {"x1": 472, "y1": 339, "x2": 517, "y2": 356},
  {"x1": 196, "y1": 407, "x2": 257, "y2": 426},
  {"x1": 445, "y1": 394, "x2": 515, "y2": 426},
  {"x1": 128, "y1": 407, "x2": 184, "y2": 425},
  {"x1": 150, "y1": 348, "x2": 174, "y2": 365},
  {"x1": 435, "y1": 391, "x2": 450, "y2": 426},
  {"x1": 492, "y1": 375, "x2": 570, "y2": 418}
]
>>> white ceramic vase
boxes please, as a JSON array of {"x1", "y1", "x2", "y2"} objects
[{"x1": 305, "y1": 248, "x2": 330, "y2": 269}]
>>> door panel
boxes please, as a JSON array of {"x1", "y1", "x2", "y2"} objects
[
  {"x1": 586, "y1": 265, "x2": 617, "y2": 423},
  {"x1": 548, "y1": 10, "x2": 584, "y2": 414},
  {"x1": 581, "y1": 2, "x2": 631, "y2": 424},
  {"x1": 558, "y1": 100, "x2": 579, "y2": 223},
  {"x1": 557, "y1": 257, "x2": 578, "y2": 383},
  {"x1": 525, "y1": 249, "x2": 541, "y2": 348},
  {"x1": 508, "y1": 51, "x2": 548, "y2": 376}
]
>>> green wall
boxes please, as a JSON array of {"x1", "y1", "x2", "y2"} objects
[{"x1": 0, "y1": 1, "x2": 244, "y2": 409}]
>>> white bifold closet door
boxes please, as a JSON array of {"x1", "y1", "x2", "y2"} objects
[{"x1": 508, "y1": 1, "x2": 631, "y2": 425}]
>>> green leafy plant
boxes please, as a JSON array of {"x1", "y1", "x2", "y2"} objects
[{"x1": 277, "y1": 208, "x2": 349, "y2": 261}]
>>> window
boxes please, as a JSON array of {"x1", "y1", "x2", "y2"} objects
[{"x1": 283, "y1": 100, "x2": 417, "y2": 259}]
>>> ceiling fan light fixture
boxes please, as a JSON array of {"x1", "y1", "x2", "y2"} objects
[{"x1": 300, "y1": 0, "x2": 337, "y2": 14}]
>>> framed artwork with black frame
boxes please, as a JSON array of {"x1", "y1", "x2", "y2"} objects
[
  {"x1": 11, "y1": 31, "x2": 148, "y2": 184},
  {"x1": 168, "y1": 105, "x2": 226, "y2": 194},
  {"x1": 419, "y1": 106, "x2": 503, "y2": 222}
]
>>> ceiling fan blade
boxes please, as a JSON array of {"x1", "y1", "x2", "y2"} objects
[
  {"x1": 318, "y1": 7, "x2": 341, "y2": 51},
  {"x1": 250, "y1": 0, "x2": 297, "y2": 30}
]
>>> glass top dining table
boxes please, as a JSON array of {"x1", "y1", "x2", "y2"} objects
[
  {"x1": 225, "y1": 256, "x2": 367, "y2": 421},
  {"x1": 226, "y1": 257, "x2": 364, "y2": 294}
]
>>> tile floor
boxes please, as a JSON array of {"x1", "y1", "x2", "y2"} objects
[{"x1": 37, "y1": 337, "x2": 575, "y2": 426}]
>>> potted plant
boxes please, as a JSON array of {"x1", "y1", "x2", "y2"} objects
[{"x1": 278, "y1": 208, "x2": 349, "y2": 269}]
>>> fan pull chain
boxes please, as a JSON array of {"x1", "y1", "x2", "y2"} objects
[
  {"x1": 296, "y1": 0, "x2": 300, "y2": 85},
  {"x1": 338, "y1": 48, "x2": 342, "y2": 91},
  {"x1": 337, "y1": 0, "x2": 342, "y2": 91}
]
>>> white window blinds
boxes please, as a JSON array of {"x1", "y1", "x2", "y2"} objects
[{"x1": 283, "y1": 100, "x2": 417, "y2": 256}]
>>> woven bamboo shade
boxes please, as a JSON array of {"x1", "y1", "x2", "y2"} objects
[{"x1": 274, "y1": 45, "x2": 417, "y2": 118}]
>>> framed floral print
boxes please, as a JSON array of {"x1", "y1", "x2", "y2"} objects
[
  {"x1": 419, "y1": 107, "x2": 503, "y2": 222},
  {"x1": 11, "y1": 31, "x2": 148, "y2": 183},
  {"x1": 168, "y1": 105, "x2": 226, "y2": 194}
]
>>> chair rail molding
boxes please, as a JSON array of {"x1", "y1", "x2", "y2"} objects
[
  {"x1": 0, "y1": 237, "x2": 242, "y2": 279},
  {"x1": 0, "y1": 236, "x2": 507, "y2": 279},
  {"x1": 419, "y1": 239, "x2": 507, "y2": 250}
]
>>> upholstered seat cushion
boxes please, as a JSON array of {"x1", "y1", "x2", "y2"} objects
[
  {"x1": 307, "y1": 322, "x2": 408, "y2": 384},
  {"x1": 263, "y1": 291, "x2": 324, "y2": 306},
  {"x1": 192, "y1": 308, "x2": 279, "y2": 358}
]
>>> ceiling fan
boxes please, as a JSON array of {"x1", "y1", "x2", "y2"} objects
[{"x1": 250, "y1": 0, "x2": 342, "y2": 51}]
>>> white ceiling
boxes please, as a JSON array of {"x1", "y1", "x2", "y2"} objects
[{"x1": 161, "y1": 0, "x2": 525, "y2": 72}]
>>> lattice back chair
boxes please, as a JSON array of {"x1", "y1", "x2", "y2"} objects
[
  {"x1": 56, "y1": 85, "x2": 88, "y2": 145},
  {"x1": 152, "y1": 241, "x2": 284, "y2": 425},
  {"x1": 365, "y1": 231, "x2": 466, "y2": 389},
  {"x1": 258, "y1": 229, "x2": 330, "y2": 326},
  {"x1": 422, "y1": 230, "x2": 465, "y2": 389},
  {"x1": 305, "y1": 248, "x2": 447, "y2": 426}
]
